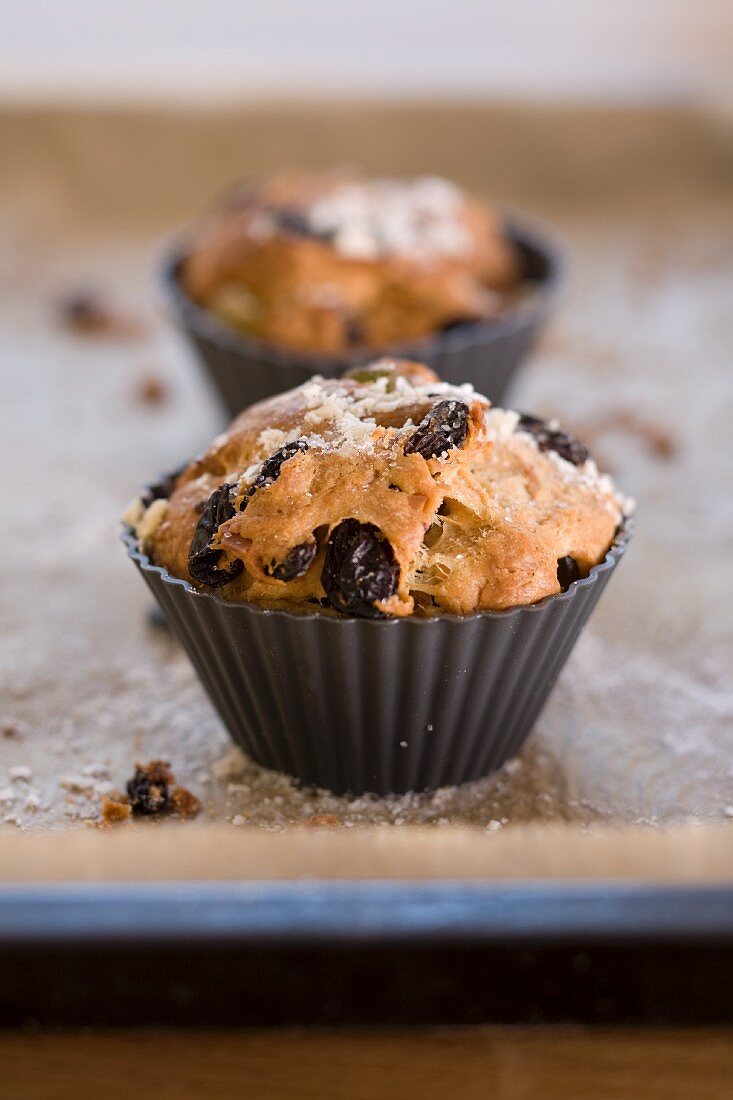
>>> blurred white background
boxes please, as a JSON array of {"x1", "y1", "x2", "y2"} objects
[{"x1": 2, "y1": 0, "x2": 732, "y2": 105}]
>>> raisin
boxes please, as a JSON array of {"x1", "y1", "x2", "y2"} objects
[
  {"x1": 441, "y1": 318, "x2": 471, "y2": 333},
  {"x1": 343, "y1": 315, "x2": 365, "y2": 346},
  {"x1": 518, "y1": 414, "x2": 589, "y2": 467},
  {"x1": 344, "y1": 364, "x2": 396, "y2": 387},
  {"x1": 258, "y1": 440, "x2": 308, "y2": 486},
  {"x1": 126, "y1": 760, "x2": 173, "y2": 816},
  {"x1": 517, "y1": 413, "x2": 545, "y2": 432},
  {"x1": 322, "y1": 519, "x2": 399, "y2": 618},
  {"x1": 58, "y1": 292, "x2": 149, "y2": 340},
  {"x1": 274, "y1": 207, "x2": 335, "y2": 242},
  {"x1": 188, "y1": 482, "x2": 244, "y2": 588},
  {"x1": 404, "y1": 400, "x2": 470, "y2": 459},
  {"x1": 264, "y1": 540, "x2": 317, "y2": 582},
  {"x1": 60, "y1": 292, "x2": 109, "y2": 332},
  {"x1": 557, "y1": 556, "x2": 581, "y2": 591},
  {"x1": 141, "y1": 464, "x2": 186, "y2": 506},
  {"x1": 240, "y1": 440, "x2": 308, "y2": 511}
]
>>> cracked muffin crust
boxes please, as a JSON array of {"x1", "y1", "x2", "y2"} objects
[
  {"x1": 126, "y1": 359, "x2": 629, "y2": 618},
  {"x1": 180, "y1": 172, "x2": 521, "y2": 353}
]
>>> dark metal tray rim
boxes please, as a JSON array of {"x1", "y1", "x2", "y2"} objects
[{"x1": 2, "y1": 880, "x2": 732, "y2": 945}]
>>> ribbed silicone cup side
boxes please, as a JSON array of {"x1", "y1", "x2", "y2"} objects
[
  {"x1": 124, "y1": 524, "x2": 628, "y2": 796},
  {"x1": 163, "y1": 220, "x2": 562, "y2": 416}
]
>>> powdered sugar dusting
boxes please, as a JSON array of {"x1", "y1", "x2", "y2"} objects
[
  {"x1": 306, "y1": 176, "x2": 472, "y2": 262},
  {"x1": 485, "y1": 407, "x2": 520, "y2": 442},
  {"x1": 252, "y1": 371, "x2": 486, "y2": 465}
]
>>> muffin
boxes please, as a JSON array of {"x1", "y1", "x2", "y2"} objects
[
  {"x1": 182, "y1": 172, "x2": 520, "y2": 353},
  {"x1": 165, "y1": 172, "x2": 560, "y2": 413},
  {"x1": 124, "y1": 359, "x2": 630, "y2": 794}
]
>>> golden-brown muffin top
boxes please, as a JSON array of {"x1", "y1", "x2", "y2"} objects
[
  {"x1": 126, "y1": 359, "x2": 629, "y2": 618},
  {"x1": 180, "y1": 172, "x2": 520, "y2": 352}
]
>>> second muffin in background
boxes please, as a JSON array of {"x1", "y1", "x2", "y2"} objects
[
  {"x1": 182, "y1": 172, "x2": 520, "y2": 352},
  {"x1": 166, "y1": 171, "x2": 560, "y2": 413}
]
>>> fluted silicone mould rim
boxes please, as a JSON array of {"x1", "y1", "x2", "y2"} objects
[
  {"x1": 123, "y1": 517, "x2": 630, "y2": 796},
  {"x1": 162, "y1": 212, "x2": 563, "y2": 414}
]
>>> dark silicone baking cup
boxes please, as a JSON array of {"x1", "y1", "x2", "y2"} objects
[
  {"x1": 123, "y1": 519, "x2": 629, "y2": 796},
  {"x1": 163, "y1": 217, "x2": 562, "y2": 416}
]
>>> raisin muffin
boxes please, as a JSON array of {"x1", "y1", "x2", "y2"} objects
[
  {"x1": 126, "y1": 359, "x2": 627, "y2": 619},
  {"x1": 179, "y1": 172, "x2": 521, "y2": 354}
]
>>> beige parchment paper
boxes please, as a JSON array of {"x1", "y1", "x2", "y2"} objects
[{"x1": 0, "y1": 103, "x2": 731, "y2": 861}]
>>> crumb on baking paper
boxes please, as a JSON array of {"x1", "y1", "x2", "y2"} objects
[
  {"x1": 60, "y1": 773, "x2": 96, "y2": 792},
  {"x1": 81, "y1": 762, "x2": 111, "y2": 778},
  {"x1": 126, "y1": 759, "x2": 174, "y2": 815},
  {"x1": 58, "y1": 291, "x2": 150, "y2": 341},
  {"x1": 111, "y1": 761, "x2": 202, "y2": 820},
  {"x1": 609, "y1": 409, "x2": 678, "y2": 459},
  {"x1": 102, "y1": 797, "x2": 133, "y2": 824},
  {"x1": 133, "y1": 370, "x2": 170, "y2": 406},
  {"x1": 567, "y1": 407, "x2": 678, "y2": 465},
  {"x1": 212, "y1": 745, "x2": 248, "y2": 780},
  {"x1": 171, "y1": 786, "x2": 202, "y2": 816},
  {"x1": 1, "y1": 720, "x2": 22, "y2": 739},
  {"x1": 302, "y1": 813, "x2": 342, "y2": 828}
]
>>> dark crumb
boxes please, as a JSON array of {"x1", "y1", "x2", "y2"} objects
[
  {"x1": 1, "y1": 720, "x2": 22, "y2": 739},
  {"x1": 58, "y1": 292, "x2": 110, "y2": 333},
  {"x1": 58, "y1": 291, "x2": 150, "y2": 341},
  {"x1": 171, "y1": 786, "x2": 202, "y2": 817},
  {"x1": 146, "y1": 605, "x2": 170, "y2": 631},
  {"x1": 126, "y1": 760, "x2": 174, "y2": 816},
  {"x1": 609, "y1": 409, "x2": 678, "y2": 459},
  {"x1": 102, "y1": 797, "x2": 132, "y2": 824},
  {"x1": 120, "y1": 761, "x2": 202, "y2": 819},
  {"x1": 133, "y1": 370, "x2": 170, "y2": 406},
  {"x1": 302, "y1": 813, "x2": 341, "y2": 828}
]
